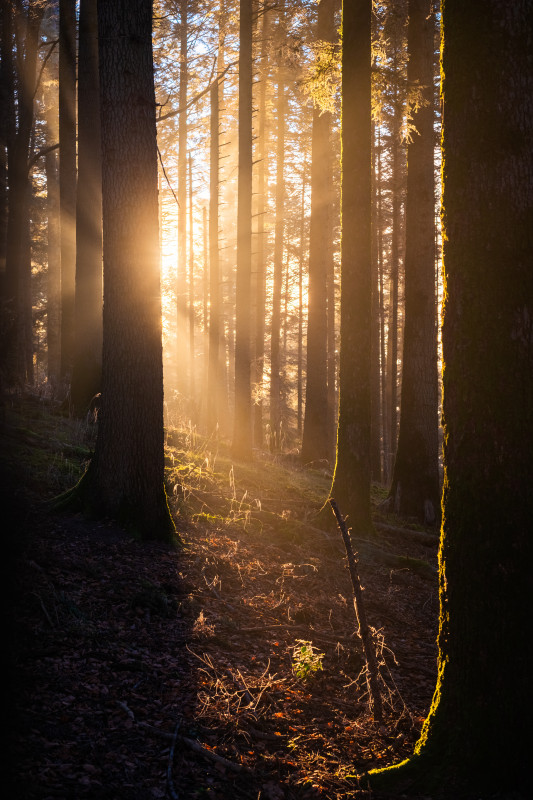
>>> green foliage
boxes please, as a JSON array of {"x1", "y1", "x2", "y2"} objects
[{"x1": 291, "y1": 639, "x2": 324, "y2": 681}]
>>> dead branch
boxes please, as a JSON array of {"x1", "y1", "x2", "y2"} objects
[{"x1": 329, "y1": 499, "x2": 384, "y2": 723}]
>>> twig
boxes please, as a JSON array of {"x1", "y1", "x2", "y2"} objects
[
  {"x1": 329, "y1": 499, "x2": 384, "y2": 723},
  {"x1": 167, "y1": 719, "x2": 182, "y2": 800}
]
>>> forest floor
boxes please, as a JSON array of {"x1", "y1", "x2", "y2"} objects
[{"x1": 2, "y1": 392, "x2": 440, "y2": 800}]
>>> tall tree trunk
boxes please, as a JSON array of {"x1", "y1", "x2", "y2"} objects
[
  {"x1": 297, "y1": 158, "x2": 307, "y2": 439},
  {"x1": 68, "y1": 0, "x2": 175, "y2": 542},
  {"x1": 188, "y1": 151, "x2": 195, "y2": 405},
  {"x1": 59, "y1": 0, "x2": 77, "y2": 381},
  {"x1": 45, "y1": 149, "x2": 61, "y2": 387},
  {"x1": 371, "y1": 121, "x2": 382, "y2": 483},
  {"x1": 327, "y1": 0, "x2": 373, "y2": 536},
  {"x1": 3, "y1": 2, "x2": 44, "y2": 386},
  {"x1": 71, "y1": 0, "x2": 103, "y2": 414},
  {"x1": 301, "y1": 0, "x2": 335, "y2": 465},
  {"x1": 269, "y1": 0, "x2": 286, "y2": 453},
  {"x1": 207, "y1": 79, "x2": 220, "y2": 434},
  {"x1": 370, "y1": 1, "x2": 533, "y2": 795},
  {"x1": 232, "y1": 0, "x2": 253, "y2": 461},
  {"x1": 176, "y1": 0, "x2": 188, "y2": 398},
  {"x1": 388, "y1": 0, "x2": 440, "y2": 524},
  {"x1": 253, "y1": 2, "x2": 269, "y2": 449}
]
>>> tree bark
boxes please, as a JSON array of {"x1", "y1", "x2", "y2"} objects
[
  {"x1": 68, "y1": 0, "x2": 175, "y2": 542},
  {"x1": 370, "y1": 1, "x2": 533, "y2": 794},
  {"x1": 301, "y1": 0, "x2": 335, "y2": 466},
  {"x1": 59, "y1": 0, "x2": 77, "y2": 380},
  {"x1": 327, "y1": 0, "x2": 373, "y2": 537},
  {"x1": 231, "y1": 0, "x2": 254, "y2": 461},
  {"x1": 71, "y1": 0, "x2": 103, "y2": 414},
  {"x1": 388, "y1": 0, "x2": 440, "y2": 524}
]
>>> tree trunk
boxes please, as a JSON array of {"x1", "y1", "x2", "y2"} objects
[
  {"x1": 207, "y1": 79, "x2": 220, "y2": 434},
  {"x1": 269, "y1": 0, "x2": 286, "y2": 453},
  {"x1": 45, "y1": 149, "x2": 61, "y2": 387},
  {"x1": 188, "y1": 151, "x2": 195, "y2": 405},
  {"x1": 370, "y1": 1, "x2": 533, "y2": 795},
  {"x1": 70, "y1": 0, "x2": 175, "y2": 542},
  {"x1": 388, "y1": 0, "x2": 440, "y2": 525},
  {"x1": 327, "y1": 0, "x2": 373, "y2": 536},
  {"x1": 71, "y1": 0, "x2": 103, "y2": 414},
  {"x1": 253, "y1": 2, "x2": 269, "y2": 449},
  {"x1": 231, "y1": 0, "x2": 254, "y2": 461},
  {"x1": 301, "y1": 0, "x2": 335, "y2": 466},
  {"x1": 59, "y1": 0, "x2": 77, "y2": 381},
  {"x1": 3, "y1": 1, "x2": 44, "y2": 386},
  {"x1": 176, "y1": 0, "x2": 188, "y2": 398}
]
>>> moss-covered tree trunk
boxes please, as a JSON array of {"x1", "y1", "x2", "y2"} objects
[
  {"x1": 387, "y1": 0, "x2": 440, "y2": 525},
  {"x1": 327, "y1": 0, "x2": 373, "y2": 536},
  {"x1": 69, "y1": 0, "x2": 175, "y2": 543},
  {"x1": 370, "y1": 1, "x2": 533, "y2": 795}
]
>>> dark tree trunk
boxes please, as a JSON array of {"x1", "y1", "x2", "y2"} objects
[
  {"x1": 301, "y1": 0, "x2": 335, "y2": 466},
  {"x1": 59, "y1": 0, "x2": 77, "y2": 381},
  {"x1": 232, "y1": 0, "x2": 253, "y2": 461},
  {"x1": 253, "y1": 2, "x2": 269, "y2": 449},
  {"x1": 2, "y1": 1, "x2": 44, "y2": 386},
  {"x1": 388, "y1": 0, "x2": 440, "y2": 524},
  {"x1": 45, "y1": 149, "x2": 61, "y2": 388},
  {"x1": 176, "y1": 0, "x2": 188, "y2": 398},
  {"x1": 207, "y1": 78, "x2": 220, "y2": 434},
  {"x1": 71, "y1": 0, "x2": 103, "y2": 414},
  {"x1": 370, "y1": 1, "x2": 533, "y2": 795},
  {"x1": 69, "y1": 0, "x2": 175, "y2": 542},
  {"x1": 188, "y1": 151, "x2": 195, "y2": 405},
  {"x1": 269, "y1": 1, "x2": 286, "y2": 454},
  {"x1": 327, "y1": 0, "x2": 373, "y2": 536}
]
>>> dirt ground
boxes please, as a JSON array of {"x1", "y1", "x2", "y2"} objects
[{"x1": 2, "y1": 394, "x2": 439, "y2": 800}]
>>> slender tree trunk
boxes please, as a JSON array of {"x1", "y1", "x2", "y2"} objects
[
  {"x1": 45, "y1": 149, "x2": 61, "y2": 387},
  {"x1": 71, "y1": 0, "x2": 102, "y2": 414},
  {"x1": 253, "y1": 3, "x2": 269, "y2": 449},
  {"x1": 371, "y1": 121, "x2": 382, "y2": 483},
  {"x1": 297, "y1": 158, "x2": 307, "y2": 439},
  {"x1": 59, "y1": 0, "x2": 77, "y2": 381},
  {"x1": 327, "y1": 0, "x2": 373, "y2": 536},
  {"x1": 387, "y1": 89, "x2": 401, "y2": 477},
  {"x1": 3, "y1": 2, "x2": 44, "y2": 385},
  {"x1": 176, "y1": 0, "x2": 188, "y2": 398},
  {"x1": 207, "y1": 79, "x2": 220, "y2": 433},
  {"x1": 301, "y1": 0, "x2": 335, "y2": 465},
  {"x1": 188, "y1": 151, "x2": 195, "y2": 405},
  {"x1": 371, "y1": 2, "x2": 533, "y2": 795},
  {"x1": 71, "y1": 0, "x2": 175, "y2": 542},
  {"x1": 269, "y1": 0, "x2": 286, "y2": 453},
  {"x1": 388, "y1": 0, "x2": 440, "y2": 524},
  {"x1": 231, "y1": 0, "x2": 253, "y2": 461}
]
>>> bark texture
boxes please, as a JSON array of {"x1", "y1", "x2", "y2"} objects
[
  {"x1": 74, "y1": 0, "x2": 175, "y2": 542},
  {"x1": 370, "y1": 1, "x2": 533, "y2": 795},
  {"x1": 232, "y1": 0, "x2": 253, "y2": 461},
  {"x1": 388, "y1": 0, "x2": 440, "y2": 524},
  {"x1": 327, "y1": 0, "x2": 373, "y2": 536},
  {"x1": 71, "y1": 0, "x2": 103, "y2": 414},
  {"x1": 301, "y1": 0, "x2": 335, "y2": 466}
]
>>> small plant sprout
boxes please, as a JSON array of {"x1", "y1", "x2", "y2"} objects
[{"x1": 291, "y1": 640, "x2": 325, "y2": 681}]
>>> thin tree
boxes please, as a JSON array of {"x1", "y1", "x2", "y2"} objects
[
  {"x1": 60, "y1": 0, "x2": 176, "y2": 542},
  {"x1": 268, "y1": 0, "x2": 286, "y2": 453},
  {"x1": 325, "y1": 0, "x2": 373, "y2": 536},
  {"x1": 59, "y1": 0, "x2": 77, "y2": 380},
  {"x1": 301, "y1": 0, "x2": 335, "y2": 465},
  {"x1": 176, "y1": 0, "x2": 188, "y2": 398},
  {"x1": 370, "y1": 1, "x2": 533, "y2": 795},
  {"x1": 207, "y1": 78, "x2": 220, "y2": 433},
  {"x1": 2, "y1": 0, "x2": 45, "y2": 385},
  {"x1": 387, "y1": 0, "x2": 440, "y2": 524},
  {"x1": 71, "y1": 0, "x2": 103, "y2": 414},
  {"x1": 232, "y1": 0, "x2": 254, "y2": 461}
]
